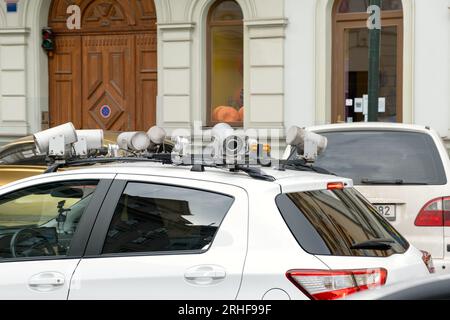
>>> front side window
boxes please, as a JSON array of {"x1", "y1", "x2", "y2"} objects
[
  {"x1": 207, "y1": 0, "x2": 244, "y2": 126},
  {"x1": 0, "y1": 181, "x2": 99, "y2": 259},
  {"x1": 102, "y1": 183, "x2": 234, "y2": 255}
]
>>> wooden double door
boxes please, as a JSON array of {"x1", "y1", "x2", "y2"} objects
[{"x1": 49, "y1": 0, "x2": 157, "y2": 131}]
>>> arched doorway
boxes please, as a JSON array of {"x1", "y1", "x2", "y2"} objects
[{"x1": 48, "y1": 0, "x2": 157, "y2": 131}]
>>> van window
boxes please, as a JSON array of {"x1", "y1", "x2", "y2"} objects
[
  {"x1": 296, "y1": 131, "x2": 447, "y2": 185},
  {"x1": 276, "y1": 188, "x2": 409, "y2": 257}
]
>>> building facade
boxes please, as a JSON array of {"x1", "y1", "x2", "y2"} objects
[{"x1": 0, "y1": 0, "x2": 449, "y2": 151}]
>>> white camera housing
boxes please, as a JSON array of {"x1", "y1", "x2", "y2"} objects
[
  {"x1": 211, "y1": 123, "x2": 234, "y2": 143},
  {"x1": 147, "y1": 126, "x2": 167, "y2": 145},
  {"x1": 74, "y1": 130, "x2": 104, "y2": 156},
  {"x1": 286, "y1": 126, "x2": 328, "y2": 162},
  {"x1": 117, "y1": 132, "x2": 151, "y2": 152},
  {"x1": 171, "y1": 136, "x2": 191, "y2": 164},
  {"x1": 34, "y1": 122, "x2": 77, "y2": 156}
]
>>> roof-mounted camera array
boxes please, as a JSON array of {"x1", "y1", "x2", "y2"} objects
[
  {"x1": 33, "y1": 122, "x2": 168, "y2": 160},
  {"x1": 32, "y1": 122, "x2": 331, "y2": 179}
]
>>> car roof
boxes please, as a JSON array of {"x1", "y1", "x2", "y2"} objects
[
  {"x1": 306, "y1": 122, "x2": 432, "y2": 134},
  {"x1": 1, "y1": 161, "x2": 353, "y2": 193}
]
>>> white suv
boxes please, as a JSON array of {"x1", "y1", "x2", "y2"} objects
[
  {"x1": 285, "y1": 123, "x2": 450, "y2": 274},
  {"x1": 0, "y1": 161, "x2": 430, "y2": 300}
]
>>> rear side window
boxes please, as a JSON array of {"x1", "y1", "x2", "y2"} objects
[
  {"x1": 276, "y1": 188, "x2": 409, "y2": 257},
  {"x1": 303, "y1": 131, "x2": 447, "y2": 185},
  {"x1": 0, "y1": 143, "x2": 46, "y2": 165},
  {"x1": 102, "y1": 182, "x2": 234, "y2": 255}
]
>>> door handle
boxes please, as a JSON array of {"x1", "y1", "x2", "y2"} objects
[
  {"x1": 29, "y1": 272, "x2": 65, "y2": 292},
  {"x1": 185, "y1": 265, "x2": 227, "y2": 285}
]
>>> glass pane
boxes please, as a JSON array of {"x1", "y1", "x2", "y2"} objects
[
  {"x1": 0, "y1": 181, "x2": 99, "y2": 259},
  {"x1": 276, "y1": 188, "x2": 408, "y2": 257},
  {"x1": 0, "y1": 142, "x2": 46, "y2": 165},
  {"x1": 211, "y1": 0, "x2": 243, "y2": 21},
  {"x1": 102, "y1": 183, "x2": 235, "y2": 254},
  {"x1": 311, "y1": 131, "x2": 447, "y2": 185},
  {"x1": 338, "y1": 0, "x2": 403, "y2": 13},
  {"x1": 343, "y1": 26, "x2": 399, "y2": 123},
  {"x1": 210, "y1": 25, "x2": 244, "y2": 124}
]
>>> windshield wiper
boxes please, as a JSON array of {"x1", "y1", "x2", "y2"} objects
[
  {"x1": 361, "y1": 178, "x2": 429, "y2": 186},
  {"x1": 351, "y1": 239, "x2": 395, "y2": 251},
  {"x1": 279, "y1": 159, "x2": 336, "y2": 176}
]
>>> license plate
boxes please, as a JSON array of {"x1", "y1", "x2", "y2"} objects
[{"x1": 374, "y1": 204, "x2": 396, "y2": 221}]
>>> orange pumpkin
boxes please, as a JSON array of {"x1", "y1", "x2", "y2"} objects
[
  {"x1": 213, "y1": 106, "x2": 227, "y2": 121},
  {"x1": 238, "y1": 107, "x2": 244, "y2": 121},
  {"x1": 215, "y1": 106, "x2": 240, "y2": 123}
]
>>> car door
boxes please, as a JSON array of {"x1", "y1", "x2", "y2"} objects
[
  {"x1": 69, "y1": 174, "x2": 248, "y2": 300},
  {"x1": 0, "y1": 174, "x2": 114, "y2": 300}
]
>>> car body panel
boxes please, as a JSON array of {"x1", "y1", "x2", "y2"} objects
[
  {"x1": 0, "y1": 173, "x2": 115, "y2": 300},
  {"x1": 0, "y1": 164, "x2": 430, "y2": 300},
  {"x1": 0, "y1": 165, "x2": 45, "y2": 186},
  {"x1": 315, "y1": 247, "x2": 429, "y2": 286},
  {"x1": 69, "y1": 174, "x2": 249, "y2": 300}
]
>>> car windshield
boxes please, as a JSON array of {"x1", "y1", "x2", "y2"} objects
[
  {"x1": 289, "y1": 130, "x2": 447, "y2": 186},
  {"x1": 276, "y1": 188, "x2": 409, "y2": 257},
  {"x1": 0, "y1": 143, "x2": 46, "y2": 165}
]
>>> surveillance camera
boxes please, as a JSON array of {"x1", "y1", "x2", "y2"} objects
[
  {"x1": 33, "y1": 122, "x2": 77, "y2": 155},
  {"x1": 74, "y1": 130, "x2": 104, "y2": 156},
  {"x1": 286, "y1": 126, "x2": 328, "y2": 162},
  {"x1": 117, "y1": 132, "x2": 151, "y2": 152},
  {"x1": 147, "y1": 126, "x2": 167, "y2": 145}
]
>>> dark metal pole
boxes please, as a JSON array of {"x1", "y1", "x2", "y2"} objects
[{"x1": 367, "y1": 0, "x2": 381, "y2": 122}]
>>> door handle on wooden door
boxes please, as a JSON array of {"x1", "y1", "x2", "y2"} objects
[
  {"x1": 28, "y1": 272, "x2": 65, "y2": 292},
  {"x1": 184, "y1": 265, "x2": 227, "y2": 285}
]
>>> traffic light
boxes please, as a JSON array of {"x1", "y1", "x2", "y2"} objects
[{"x1": 42, "y1": 28, "x2": 55, "y2": 52}]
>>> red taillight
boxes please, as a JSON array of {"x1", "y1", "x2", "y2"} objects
[
  {"x1": 415, "y1": 197, "x2": 450, "y2": 227},
  {"x1": 421, "y1": 250, "x2": 436, "y2": 274},
  {"x1": 327, "y1": 182, "x2": 345, "y2": 190},
  {"x1": 286, "y1": 269, "x2": 387, "y2": 300}
]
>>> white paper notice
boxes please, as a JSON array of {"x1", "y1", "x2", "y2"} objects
[
  {"x1": 354, "y1": 98, "x2": 363, "y2": 113},
  {"x1": 378, "y1": 97, "x2": 386, "y2": 113},
  {"x1": 346, "y1": 99, "x2": 353, "y2": 107},
  {"x1": 363, "y1": 95, "x2": 369, "y2": 115}
]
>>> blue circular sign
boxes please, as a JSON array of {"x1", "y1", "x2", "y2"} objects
[{"x1": 100, "y1": 105, "x2": 111, "y2": 118}]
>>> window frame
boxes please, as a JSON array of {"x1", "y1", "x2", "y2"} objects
[
  {"x1": 84, "y1": 178, "x2": 237, "y2": 258},
  {"x1": 206, "y1": 0, "x2": 244, "y2": 128},
  {"x1": 332, "y1": 0, "x2": 404, "y2": 123},
  {"x1": 0, "y1": 176, "x2": 113, "y2": 264}
]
